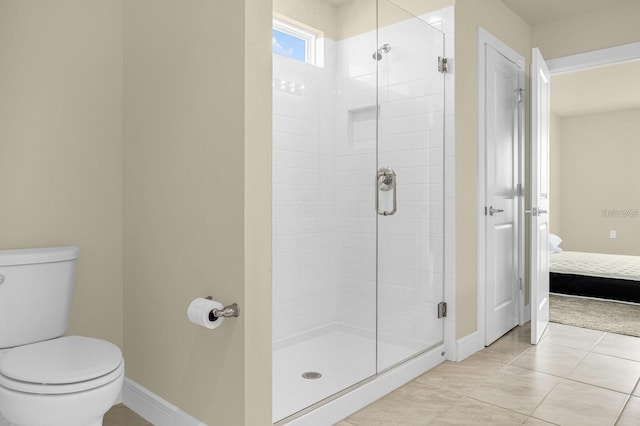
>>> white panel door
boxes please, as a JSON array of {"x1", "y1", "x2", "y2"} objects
[
  {"x1": 484, "y1": 45, "x2": 520, "y2": 346},
  {"x1": 530, "y1": 48, "x2": 551, "y2": 344}
]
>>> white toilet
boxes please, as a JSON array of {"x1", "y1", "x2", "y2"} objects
[{"x1": 0, "y1": 246, "x2": 124, "y2": 426}]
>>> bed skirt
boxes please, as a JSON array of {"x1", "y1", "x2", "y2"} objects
[{"x1": 550, "y1": 272, "x2": 640, "y2": 304}]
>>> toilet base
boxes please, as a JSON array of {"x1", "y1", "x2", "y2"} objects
[{"x1": 5, "y1": 417, "x2": 102, "y2": 426}]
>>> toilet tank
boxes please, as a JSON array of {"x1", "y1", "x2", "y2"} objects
[{"x1": 0, "y1": 246, "x2": 79, "y2": 349}]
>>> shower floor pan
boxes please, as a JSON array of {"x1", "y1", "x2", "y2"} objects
[{"x1": 273, "y1": 324, "x2": 423, "y2": 423}]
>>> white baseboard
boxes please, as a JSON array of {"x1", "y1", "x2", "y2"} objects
[
  {"x1": 456, "y1": 331, "x2": 479, "y2": 361},
  {"x1": 122, "y1": 378, "x2": 206, "y2": 426}
]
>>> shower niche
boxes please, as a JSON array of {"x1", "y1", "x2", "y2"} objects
[
  {"x1": 348, "y1": 106, "x2": 376, "y2": 149},
  {"x1": 272, "y1": 0, "x2": 447, "y2": 422}
]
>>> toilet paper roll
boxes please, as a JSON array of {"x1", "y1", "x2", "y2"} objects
[{"x1": 187, "y1": 298, "x2": 225, "y2": 329}]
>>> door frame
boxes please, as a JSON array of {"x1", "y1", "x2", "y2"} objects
[
  {"x1": 546, "y1": 41, "x2": 640, "y2": 74},
  {"x1": 476, "y1": 28, "x2": 526, "y2": 350}
]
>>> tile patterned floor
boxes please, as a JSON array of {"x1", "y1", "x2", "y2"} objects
[
  {"x1": 337, "y1": 322, "x2": 640, "y2": 426},
  {"x1": 105, "y1": 323, "x2": 640, "y2": 426}
]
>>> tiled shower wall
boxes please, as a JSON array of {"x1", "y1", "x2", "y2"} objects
[
  {"x1": 272, "y1": 40, "x2": 338, "y2": 342},
  {"x1": 273, "y1": 12, "x2": 449, "y2": 350}
]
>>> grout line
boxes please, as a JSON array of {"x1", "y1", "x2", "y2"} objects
[{"x1": 614, "y1": 376, "x2": 640, "y2": 425}]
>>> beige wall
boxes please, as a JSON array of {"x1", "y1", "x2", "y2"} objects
[
  {"x1": 244, "y1": 0, "x2": 273, "y2": 422},
  {"x1": 274, "y1": 0, "x2": 338, "y2": 39},
  {"x1": 123, "y1": 0, "x2": 271, "y2": 424},
  {"x1": 532, "y1": 0, "x2": 640, "y2": 60},
  {"x1": 336, "y1": 0, "x2": 453, "y2": 40},
  {"x1": 454, "y1": 0, "x2": 531, "y2": 338},
  {"x1": 0, "y1": 0, "x2": 124, "y2": 348},
  {"x1": 274, "y1": 0, "x2": 454, "y2": 42},
  {"x1": 554, "y1": 108, "x2": 640, "y2": 256}
]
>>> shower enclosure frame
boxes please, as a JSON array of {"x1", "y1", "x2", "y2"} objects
[{"x1": 272, "y1": 4, "x2": 456, "y2": 425}]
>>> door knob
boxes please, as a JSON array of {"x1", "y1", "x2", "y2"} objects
[{"x1": 488, "y1": 206, "x2": 504, "y2": 216}]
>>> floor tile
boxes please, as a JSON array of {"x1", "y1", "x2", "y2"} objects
[
  {"x1": 430, "y1": 397, "x2": 527, "y2": 425},
  {"x1": 468, "y1": 365, "x2": 561, "y2": 415},
  {"x1": 568, "y1": 352, "x2": 640, "y2": 393},
  {"x1": 617, "y1": 396, "x2": 640, "y2": 426},
  {"x1": 473, "y1": 337, "x2": 532, "y2": 364},
  {"x1": 510, "y1": 340, "x2": 586, "y2": 377},
  {"x1": 338, "y1": 323, "x2": 640, "y2": 425},
  {"x1": 592, "y1": 333, "x2": 640, "y2": 362},
  {"x1": 344, "y1": 380, "x2": 462, "y2": 425},
  {"x1": 103, "y1": 404, "x2": 151, "y2": 426},
  {"x1": 414, "y1": 355, "x2": 505, "y2": 395},
  {"x1": 522, "y1": 417, "x2": 556, "y2": 425},
  {"x1": 530, "y1": 379, "x2": 627, "y2": 426},
  {"x1": 541, "y1": 324, "x2": 605, "y2": 351}
]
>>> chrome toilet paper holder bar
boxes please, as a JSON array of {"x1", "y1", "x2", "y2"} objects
[{"x1": 205, "y1": 296, "x2": 240, "y2": 320}]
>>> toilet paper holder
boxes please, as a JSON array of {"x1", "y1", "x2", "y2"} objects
[{"x1": 205, "y1": 296, "x2": 240, "y2": 320}]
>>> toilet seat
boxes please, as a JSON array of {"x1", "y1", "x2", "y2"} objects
[{"x1": 0, "y1": 336, "x2": 123, "y2": 395}]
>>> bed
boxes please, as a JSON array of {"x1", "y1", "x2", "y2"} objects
[{"x1": 550, "y1": 251, "x2": 640, "y2": 304}]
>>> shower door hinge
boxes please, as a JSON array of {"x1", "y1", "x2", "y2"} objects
[
  {"x1": 516, "y1": 88, "x2": 525, "y2": 103},
  {"x1": 437, "y1": 302, "x2": 447, "y2": 318},
  {"x1": 516, "y1": 183, "x2": 523, "y2": 197},
  {"x1": 438, "y1": 56, "x2": 448, "y2": 73}
]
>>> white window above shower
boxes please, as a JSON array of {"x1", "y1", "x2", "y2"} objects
[{"x1": 272, "y1": 17, "x2": 324, "y2": 67}]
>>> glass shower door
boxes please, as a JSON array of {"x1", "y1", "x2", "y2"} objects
[
  {"x1": 375, "y1": 1, "x2": 445, "y2": 371},
  {"x1": 272, "y1": 0, "x2": 446, "y2": 421}
]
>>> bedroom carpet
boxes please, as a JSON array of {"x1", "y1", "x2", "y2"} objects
[{"x1": 550, "y1": 294, "x2": 640, "y2": 337}]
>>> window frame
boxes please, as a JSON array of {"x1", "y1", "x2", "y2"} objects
[{"x1": 272, "y1": 18, "x2": 317, "y2": 66}]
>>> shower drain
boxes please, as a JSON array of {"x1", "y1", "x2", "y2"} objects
[{"x1": 302, "y1": 371, "x2": 322, "y2": 380}]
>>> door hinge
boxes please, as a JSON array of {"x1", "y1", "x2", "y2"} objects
[
  {"x1": 516, "y1": 88, "x2": 524, "y2": 103},
  {"x1": 438, "y1": 301, "x2": 447, "y2": 318},
  {"x1": 518, "y1": 278, "x2": 523, "y2": 290},
  {"x1": 516, "y1": 183, "x2": 523, "y2": 197},
  {"x1": 438, "y1": 56, "x2": 448, "y2": 73}
]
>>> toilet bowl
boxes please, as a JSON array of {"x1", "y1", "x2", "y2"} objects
[{"x1": 0, "y1": 336, "x2": 124, "y2": 426}]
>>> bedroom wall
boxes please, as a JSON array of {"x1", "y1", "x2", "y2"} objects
[
  {"x1": 557, "y1": 108, "x2": 640, "y2": 256},
  {"x1": 549, "y1": 112, "x2": 562, "y2": 236}
]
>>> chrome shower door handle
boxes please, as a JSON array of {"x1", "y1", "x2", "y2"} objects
[{"x1": 376, "y1": 167, "x2": 397, "y2": 216}]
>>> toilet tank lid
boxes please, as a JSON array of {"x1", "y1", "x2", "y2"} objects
[{"x1": 0, "y1": 246, "x2": 79, "y2": 266}]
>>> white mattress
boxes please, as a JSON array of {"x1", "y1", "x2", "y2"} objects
[{"x1": 550, "y1": 251, "x2": 640, "y2": 281}]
